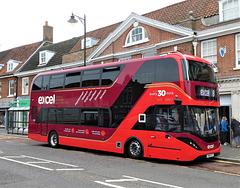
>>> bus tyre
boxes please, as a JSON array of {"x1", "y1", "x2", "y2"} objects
[
  {"x1": 48, "y1": 131, "x2": 59, "y2": 148},
  {"x1": 127, "y1": 139, "x2": 142, "y2": 159}
]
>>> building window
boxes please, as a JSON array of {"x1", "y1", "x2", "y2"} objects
[
  {"x1": 124, "y1": 26, "x2": 149, "y2": 47},
  {"x1": 201, "y1": 39, "x2": 217, "y2": 67},
  {"x1": 219, "y1": 0, "x2": 240, "y2": 22},
  {"x1": 9, "y1": 80, "x2": 14, "y2": 97},
  {"x1": 39, "y1": 50, "x2": 55, "y2": 66},
  {"x1": 236, "y1": 34, "x2": 240, "y2": 67},
  {"x1": 40, "y1": 52, "x2": 46, "y2": 64},
  {"x1": 81, "y1": 37, "x2": 99, "y2": 49},
  {"x1": 7, "y1": 59, "x2": 20, "y2": 72},
  {"x1": 22, "y1": 77, "x2": 29, "y2": 95}
]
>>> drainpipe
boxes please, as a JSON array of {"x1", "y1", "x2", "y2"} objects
[{"x1": 192, "y1": 40, "x2": 198, "y2": 56}]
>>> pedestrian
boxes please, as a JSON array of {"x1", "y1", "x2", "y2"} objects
[
  {"x1": 221, "y1": 116, "x2": 228, "y2": 145},
  {"x1": 231, "y1": 117, "x2": 240, "y2": 148}
]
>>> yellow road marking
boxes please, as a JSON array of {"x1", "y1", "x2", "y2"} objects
[{"x1": 214, "y1": 170, "x2": 240, "y2": 177}]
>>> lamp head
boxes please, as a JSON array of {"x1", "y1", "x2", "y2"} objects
[{"x1": 68, "y1": 13, "x2": 78, "y2": 25}]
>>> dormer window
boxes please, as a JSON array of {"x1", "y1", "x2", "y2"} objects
[
  {"x1": 124, "y1": 26, "x2": 149, "y2": 47},
  {"x1": 39, "y1": 50, "x2": 55, "y2": 66},
  {"x1": 81, "y1": 37, "x2": 99, "y2": 49},
  {"x1": 219, "y1": 0, "x2": 240, "y2": 22},
  {"x1": 7, "y1": 59, "x2": 21, "y2": 72}
]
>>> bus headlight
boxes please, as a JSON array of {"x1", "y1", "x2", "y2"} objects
[{"x1": 177, "y1": 137, "x2": 202, "y2": 150}]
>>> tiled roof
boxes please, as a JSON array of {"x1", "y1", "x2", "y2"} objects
[
  {"x1": 0, "y1": 41, "x2": 43, "y2": 76},
  {"x1": 0, "y1": 49, "x2": 10, "y2": 62},
  {"x1": 70, "y1": 23, "x2": 120, "y2": 53},
  {"x1": 143, "y1": 0, "x2": 219, "y2": 25},
  {"x1": 20, "y1": 37, "x2": 81, "y2": 72}
]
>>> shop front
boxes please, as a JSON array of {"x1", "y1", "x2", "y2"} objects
[{"x1": 8, "y1": 98, "x2": 29, "y2": 135}]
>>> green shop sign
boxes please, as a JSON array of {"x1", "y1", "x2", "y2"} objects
[
  {"x1": 9, "y1": 99, "x2": 30, "y2": 107},
  {"x1": 19, "y1": 99, "x2": 30, "y2": 107}
]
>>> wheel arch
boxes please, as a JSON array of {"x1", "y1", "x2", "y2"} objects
[
  {"x1": 48, "y1": 129, "x2": 59, "y2": 148},
  {"x1": 124, "y1": 136, "x2": 144, "y2": 158}
]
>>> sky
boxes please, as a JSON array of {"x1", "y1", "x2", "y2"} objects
[{"x1": 0, "y1": 0, "x2": 184, "y2": 51}]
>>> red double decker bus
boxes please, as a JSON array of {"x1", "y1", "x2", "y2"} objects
[{"x1": 28, "y1": 52, "x2": 221, "y2": 161}]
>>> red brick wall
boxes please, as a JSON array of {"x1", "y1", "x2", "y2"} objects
[
  {"x1": 16, "y1": 75, "x2": 35, "y2": 97},
  {"x1": 217, "y1": 34, "x2": 238, "y2": 77},
  {"x1": 0, "y1": 78, "x2": 16, "y2": 99},
  {"x1": 100, "y1": 23, "x2": 182, "y2": 57}
]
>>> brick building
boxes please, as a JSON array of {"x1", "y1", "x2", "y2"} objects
[
  {"x1": 1, "y1": 0, "x2": 240, "y2": 135},
  {"x1": 0, "y1": 42, "x2": 44, "y2": 131},
  {"x1": 62, "y1": 0, "x2": 240, "y2": 123}
]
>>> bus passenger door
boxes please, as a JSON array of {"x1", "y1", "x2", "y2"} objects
[
  {"x1": 147, "y1": 131, "x2": 181, "y2": 161},
  {"x1": 145, "y1": 106, "x2": 181, "y2": 160},
  {"x1": 40, "y1": 108, "x2": 48, "y2": 136}
]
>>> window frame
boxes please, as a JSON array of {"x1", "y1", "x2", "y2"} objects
[
  {"x1": 8, "y1": 80, "x2": 14, "y2": 97},
  {"x1": 39, "y1": 50, "x2": 55, "y2": 66},
  {"x1": 22, "y1": 77, "x2": 29, "y2": 95},
  {"x1": 201, "y1": 39, "x2": 217, "y2": 67},
  {"x1": 219, "y1": 0, "x2": 240, "y2": 22},
  {"x1": 124, "y1": 26, "x2": 149, "y2": 47},
  {"x1": 236, "y1": 34, "x2": 240, "y2": 68},
  {"x1": 39, "y1": 51, "x2": 46, "y2": 65}
]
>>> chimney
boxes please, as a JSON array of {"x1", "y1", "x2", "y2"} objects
[{"x1": 43, "y1": 21, "x2": 53, "y2": 43}]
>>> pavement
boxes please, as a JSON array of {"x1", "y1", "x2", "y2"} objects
[{"x1": 0, "y1": 128, "x2": 239, "y2": 163}]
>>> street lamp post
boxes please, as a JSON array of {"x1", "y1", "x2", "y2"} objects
[{"x1": 68, "y1": 13, "x2": 86, "y2": 66}]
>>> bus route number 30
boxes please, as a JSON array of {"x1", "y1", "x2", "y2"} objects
[{"x1": 158, "y1": 90, "x2": 166, "y2": 97}]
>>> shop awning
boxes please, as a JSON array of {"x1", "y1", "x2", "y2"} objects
[{"x1": 8, "y1": 107, "x2": 30, "y2": 111}]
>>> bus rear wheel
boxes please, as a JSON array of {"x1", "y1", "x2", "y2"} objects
[
  {"x1": 127, "y1": 139, "x2": 142, "y2": 159},
  {"x1": 48, "y1": 131, "x2": 59, "y2": 148}
]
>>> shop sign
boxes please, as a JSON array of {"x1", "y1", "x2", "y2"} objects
[{"x1": 19, "y1": 99, "x2": 30, "y2": 107}]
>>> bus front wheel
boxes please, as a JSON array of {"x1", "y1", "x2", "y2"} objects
[
  {"x1": 127, "y1": 139, "x2": 142, "y2": 159},
  {"x1": 48, "y1": 131, "x2": 59, "y2": 148}
]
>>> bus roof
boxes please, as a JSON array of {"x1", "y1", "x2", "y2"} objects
[{"x1": 35, "y1": 53, "x2": 211, "y2": 77}]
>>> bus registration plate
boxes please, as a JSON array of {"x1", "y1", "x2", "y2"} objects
[{"x1": 206, "y1": 153, "x2": 214, "y2": 158}]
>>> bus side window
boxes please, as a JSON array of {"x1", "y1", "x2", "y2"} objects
[
  {"x1": 48, "y1": 108, "x2": 63, "y2": 124},
  {"x1": 32, "y1": 76, "x2": 42, "y2": 91},
  {"x1": 132, "y1": 106, "x2": 155, "y2": 130},
  {"x1": 101, "y1": 66, "x2": 121, "y2": 86},
  {"x1": 63, "y1": 108, "x2": 80, "y2": 126},
  {"x1": 81, "y1": 109, "x2": 99, "y2": 126},
  {"x1": 42, "y1": 75, "x2": 50, "y2": 90},
  {"x1": 65, "y1": 72, "x2": 81, "y2": 88},
  {"x1": 82, "y1": 69, "x2": 100, "y2": 87},
  {"x1": 50, "y1": 74, "x2": 64, "y2": 90},
  {"x1": 99, "y1": 109, "x2": 110, "y2": 128},
  {"x1": 35, "y1": 108, "x2": 48, "y2": 123}
]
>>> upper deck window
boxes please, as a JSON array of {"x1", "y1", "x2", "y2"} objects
[
  {"x1": 50, "y1": 74, "x2": 64, "y2": 90},
  {"x1": 132, "y1": 58, "x2": 179, "y2": 84},
  {"x1": 187, "y1": 60, "x2": 216, "y2": 84},
  {"x1": 101, "y1": 66, "x2": 121, "y2": 86},
  {"x1": 82, "y1": 69, "x2": 100, "y2": 87},
  {"x1": 65, "y1": 72, "x2": 81, "y2": 88},
  {"x1": 32, "y1": 65, "x2": 123, "y2": 91}
]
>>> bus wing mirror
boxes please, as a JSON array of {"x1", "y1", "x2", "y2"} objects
[{"x1": 174, "y1": 99, "x2": 182, "y2": 105}]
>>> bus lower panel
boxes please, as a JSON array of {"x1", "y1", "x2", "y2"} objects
[
  {"x1": 146, "y1": 144, "x2": 221, "y2": 161},
  {"x1": 28, "y1": 133, "x2": 48, "y2": 143}
]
